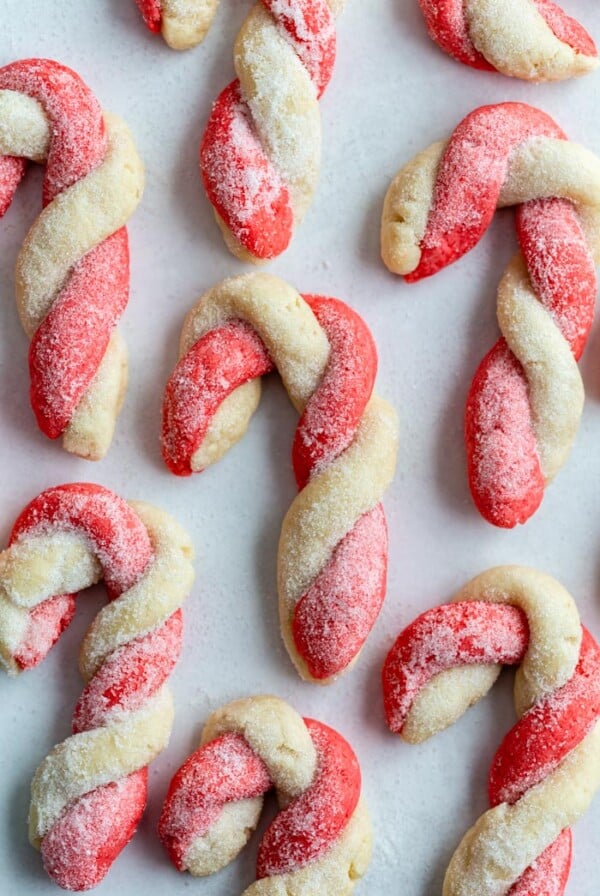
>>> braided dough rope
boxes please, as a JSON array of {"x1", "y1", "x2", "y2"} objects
[
  {"x1": 0, "y1": 59, "x2": 144, "y2": 460},
  {"x1": 159, "y1": 695, "x2": 372, "y2": 893},
  {"x1": 135, "y1": 0, "x2": 219, "y2": 49},
  {"x1": 418, "y1": 0, "x2": 598, "y2": 80},
  {"x1": 381, "y1": 102, "x2": 600, "y2": 528},
  {"x1": 0, "y1": 483, "x2": 195, "y2": 890},
  {"x1": 201, "y1": 0, "x2": 345, "y2": 262},
  {"x1": 162, "y1": 273, "x2": 398, "y2": 682},
  {"x1": 382, "y1": 566, "x2": 600, "y2": 896}
]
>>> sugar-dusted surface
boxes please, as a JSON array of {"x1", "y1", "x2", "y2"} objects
[
  {"x1": 201, "y1": 0, "x2": 341, "y2": 260},
  {"x1": 382, "y1": 102, "x2": 600, "y2": 528},
  {"x1": 0, "y1": 485, "x2": 195, "y2": 889},
  {"x1": 418, "y1": 0, "x2": 598, "y2": 81},
  {"x1": 163, "y1": 275, "x2": 398, "y2": 681},
  {"x1": 158, "y1": 696, "x2": 368, "y2": 891},
  {"x1": 1, "y1": 2, "x2": 600, "y2": 895},
  {"x1": 382, "y1": 568, "x2": 600, "y2": 895}
]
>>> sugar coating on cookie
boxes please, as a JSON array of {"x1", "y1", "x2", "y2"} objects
[
  {"x1": 0, "y1": 59, "x2": 144, "y2": 460},
  {"x1": 201, "y1": 1, "x2": 343, "y2": 262},
  {"x1": 382, "y1": 566, "x2": 600, "y2": 896},
  {"x1": 381, "y1": 102, "x2": 600, "y2": 528},
  {"x1": 0, "y1": 483, "x2": 195, "y2": 890},
  {"x1": 162, "y1": 273, "x2": 398, "y2": 683},
  {"x1": 159, "y1": 695, "x2": 372, "y2": 893},
  {"x1": 418, "y1": 0, "x2": 597, "y2": 81}
]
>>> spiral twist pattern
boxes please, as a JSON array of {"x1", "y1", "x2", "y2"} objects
[
  {"x1": 382, "y1": 102, "x2": 600, "y2": 527},
  {"x1": 382, "y1": 566, "x2": 600, "y2": 896},
  {"x1": 418, "y1": 0, "x2": 597, "y2": 80},
  {"x1": 159, "y1": 695, "x2": 372, "y2": 893},
  {"x1": 201, "y1": 0, "x2": 344, "y2": 262},
  {"x1": 0, "y1": 483, "x2": 195, "y2": 890},
  {"x1": 162, "y1": 273, "x2": 398, "y2": 682},
  {"x1": 0, "y1": 59, "x2": 144, "y2": 460}
]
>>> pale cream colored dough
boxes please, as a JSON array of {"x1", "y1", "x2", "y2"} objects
[
  {"x1": 161, "y1": 0, "x2": 220, "y2": 49},
  {"x1": 464, "y1": 0, "x2": 598, "y2": 81}
]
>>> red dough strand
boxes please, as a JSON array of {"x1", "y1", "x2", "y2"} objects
[
  {"x1": 200, "y1": 0, "x2": 336, "y2": 259},
  {"x1": 163, "y1": 319, "x2": 273, "y2": 477},
  {"x1": 406, "y1": 104, "x2": 566, "y2": 282},
  {"x1": 418, "y1": 0, "x2": 493, "y2": 70},
  {"x1": 135, "y1": 0, "x2": 162, "y2": 33},
  {"x1": 7, "y1": 484, "x2": 184, "y2": 890},
  {"x1": 159, "y1": 718, "x2": 361, "y2": 876},
  {"x1": 532, "y1": 0, "x2": 597, "y2": 56},
  {"x1": 383, "y1": 602, "x2": 600, "y2": 896},
  {"x1": 0, "y1": 60, "x2": 131, "y2": 443},
  {"x1": 382, "y1": 602, "x2": 529, "y2": 732}
]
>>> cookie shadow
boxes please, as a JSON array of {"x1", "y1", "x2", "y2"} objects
[
  {"x1": 7, "y1": 777, "x2": 48, "y2": 888},
  {"x1": 252, "y1": 376, "x2": 303, "y2": 686},
  {"x1": 356, "y1": 183, "x2": 390, "y2": 274}
]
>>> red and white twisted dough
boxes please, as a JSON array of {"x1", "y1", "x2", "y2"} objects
[
  {"x1": 135, "y1": 0, "x2": 219, "y2": 49},
  {"x1": 158, "y1": 695, "x2": 372, "y2": 892},
  {"x1": 382, "y1": 566, "x2": 600, "y2": 896},
  {"x1": 0, "y1": 59, "x2": 144, "y2": 460},
  {"x1": 418, "y1": 0, "x2": 598, "y2": 80},
  {"x1": 381, "y1": 102, "x2": 600, "y2": 528},
  {"x1": 201, "y1": 0, "x2": 345, "y2": 262},
  {"x1": 162, "y1": 273, "x2": 398, "y2": 682},
  {"x1": 0, "y1": 483, "x2": 195, "y2": 891}
]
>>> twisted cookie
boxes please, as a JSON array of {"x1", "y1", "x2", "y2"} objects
[
  {"x1": 382, "y1": 566, "x2": 600, "y2": 896},
  {"x1": 159, "y1": 695, "x2": 372, "y2": 893},
  {"x1": 162, "y1": 273, "x2": 398, "y2": 682},
  {"x1": 381, "y1": 102, "x2": 600, "y2": 528},
  {"x1": 0, "y1": 483, "x2": 195, "y2": 890},
  {"x1": 135, "y1": 0, "x2": 219, "y2": 49},
  {"x1": 418, "y1": 0, "x2": 598, "y2": 80},
  {"x1": 0, "y1": 59, "x2": 144, "y2": 460},
  {"x1": 201, "y1": 0, "x2": 345, "y2": 262}
]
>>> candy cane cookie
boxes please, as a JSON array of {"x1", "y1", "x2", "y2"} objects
[
  {"x1": 0, "y1": 483, "x2": 195, "y2": 890},
  {"x1": 417, "y1": 1, "x2": 598, "y2": 80},
  {"x1": 158, "y1": 695, "x2": 372, "y2": 893},
  {"x1": 0, "y1": 59, "x2": 144, "y2": 460},
  {"x1": 382, "y1": 566, "x2": 600, "y2": 896},
  {"x1": 381, "y1": 102, "x2": 600, "y2": 528},
  {"x1": 201, "y1": 0, "x2": 345, "y2": 262},
  {"x1": 135, "y1": 0, "x2": 219, "y2": 49},
  {"x1": 162, "y1": 273, "x2": 399, "y2": 682}
]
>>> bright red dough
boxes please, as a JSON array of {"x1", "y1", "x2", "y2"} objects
[
  {"x1": 159, "y1": 718, "x2": 361, "y2": 877},
  {"x1": 418, "y1": 0, "x2": 597, "y2": 73},
  {"x1": 162, "y1": 295, "x2": 387, "y2": 680},
  {"x1": 406, "y1": 103, "x2": 597, "y2": 528},
  {"x1": 382, "y1": 602, "x2": 600, "y2": 896},
  {"x1": 8, "y1": 483, "x2": 183, "y2": 890},
  {"x1": 0, "y1": 59, "x2": 130, "y2": 442},
  {"x1": 200, "y1": 0, "x2": 336, "y2": 260},
  {"x1": 135, "y1": 0, "x2": 162, "y2": 33}
]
